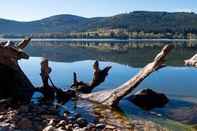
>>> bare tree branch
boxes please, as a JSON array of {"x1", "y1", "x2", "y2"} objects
[
  {"x1": 71, "y1": 61, "x2": 111, "y2": 93},
  {"x1": 16, "y1": 37, "x2": 32, "y2": 49},
  {"x1": 80, "y1": 45, "x2": 174, "y2": 107},
  {"x1": 184, "y1": 54, "x2": 197, "y2": 67}
]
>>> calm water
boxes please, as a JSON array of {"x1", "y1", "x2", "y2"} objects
[{"x1": 16, "y1": 39, "x2": 197, "y2": 130}]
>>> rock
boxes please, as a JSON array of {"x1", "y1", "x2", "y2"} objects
[
  {"x1": 73, "y1": 123, "x2": 79, "y2": 128},
  {"x1": 104, "y1": 125, "x2": 116, "y2": 131},
  {"x1": 65, "y1": 124, "x2": 73, "y2": 131},
  {"x1": 76, "y1": 118, "x2": 88, "y2": 128},
  {"x1": 73, "y1": 127, "x2": 80, "y2": 131},
  {"x1": 127, "y1": 89, "x2": 169, "y2": 110},
  {"x1": 63, "y1": 111, "x2": 69, "y2": 117},
  {"x1": 56, "y1": 120, "x2": 67, "y2": 128},
  {"x1": 87, "y1": 123, "x2": 96, "y2": 130},
  {"x1": 96, "y1": 123, "x2": 105, "y2": 130},
  {"x1": 74, "y1": 127, "x2": 89, "y2": 131},
  {"x1": 48, "y1": 119, "x2": 58, "y2": 126},
  {"x1": 57, "y1": 127, "x2": 66, "y2": 131},
  {"x1": 43, "y1": 125, "x2": 55, "y2": 131},
  {"x1": 0, "y1": 124, "x2": 15, "y2": 131},
  {"x1": 16, "y1": 118, "x2": 32, "y2": 129},
  {"x1": 0, "y1": 115, "x2": 5, "y2": 121}
]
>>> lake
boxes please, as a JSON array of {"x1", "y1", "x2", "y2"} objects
[{"x1": 15, "y1": 39, "x2": 197, "y2": 130}]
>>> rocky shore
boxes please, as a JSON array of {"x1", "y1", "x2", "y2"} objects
[{"x1": 0, "y1": 101, "x2": 169, "y2": 131}]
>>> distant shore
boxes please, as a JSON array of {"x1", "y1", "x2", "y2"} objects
[{"x1": 1, "y1": 38, "x2": 197, "y2": 42}]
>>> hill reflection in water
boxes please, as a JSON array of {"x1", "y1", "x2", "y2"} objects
[{"x1": 24, "y1": 39, "x2": 197, "y2": 67}]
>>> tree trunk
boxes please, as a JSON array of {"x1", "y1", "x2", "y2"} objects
[
  {"x1": 0, "y1": 38, "x2": 34, "y2": 103},
  {"x1": 80, "y1": 45, "x2": 174, "y2": 107}
]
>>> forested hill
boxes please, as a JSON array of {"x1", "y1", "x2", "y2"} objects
[{"x1": 1, "y1": 11, "x2": 197, "y2": 38}]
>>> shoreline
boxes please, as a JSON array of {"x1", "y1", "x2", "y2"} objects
[
  {"x1": 0, "y1": 101, "x2": 169, "y2": 131},
  {"x1": 1, "y1": 38, "x2": 197, "y2": 42}
]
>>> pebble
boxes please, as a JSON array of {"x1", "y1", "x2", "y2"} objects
[
  {"x1": 96, "y1": 123, "x2": 106, "y2": 130},
  {"x1": 43, "y1": 125, "x2": 55, "y2": 131},
  {"x1": 48, "y1": 119, "x2": 57, "y2": 126},
  {"x1": 56, "y1": 120, "x2": 67, "y2": 127},
  {"x1": 0, "y1": 103, "x2": 167, "y2": 131},
  {"x1": 73, "y1": 123, "x2": 80, "y2": 128},
  {"x1": 65, "y1": 124, "x2": 73, "y2": 131},
  {"x1": 76, "y1": 117, "x2": 88, "y2": 128},
  {"x1": 87, "y1": 123, "x2": 96, "y2": 130},
  {"x1": 105, "y1": 125, "x2": 116, "y2": 130},
  {"x1": 0, "y1": 115, "x2": 4, "y2": 121}
]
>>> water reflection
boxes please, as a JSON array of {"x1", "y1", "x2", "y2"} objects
[
  {"x1": 19, "y1": 58, "x2": 197, "y2": 101},
  {"x1": 17, "y1": 40, "x2": 197, "y2": 129},
  {"x1": 22, "y1": 40, "x2": 197, "y2": 67},
  {"x1": 19, "y1": 57, "x2": 197, "y2": 127}
]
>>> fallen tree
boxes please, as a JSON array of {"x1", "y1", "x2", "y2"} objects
[
  {"x1": 0, "y1": 38, "x2": 174, "y2": 107},
  {"x1": 80, "y1": 45, "x2": 174, "y2": 107},
  {"x1": 0, "y1": 38, "x2": 34, "y2": 103}
]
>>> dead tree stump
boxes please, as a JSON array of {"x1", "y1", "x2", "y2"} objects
[{"x1": 0, "y1": 38, "x2": 34, "y2": 103}]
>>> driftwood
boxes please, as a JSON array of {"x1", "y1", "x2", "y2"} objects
[
  {"x1": 38, "y1": 60, "x2": 111, "y2": 103},
  {"x1": 0, "y1": 38, "x2": 34, "y2": 103},
  {"x1": 80, "y1": 45, "x2": 174, "y2": 107},
  {"x1": 71, "y1": 61, "x2": 111, "y2": 93},
  {"x1": 0, "y1": 38, "x2": 30, "y2": 69},
  {"x1": 184, "y1": 54, "x2": 197, "y2": 67}
]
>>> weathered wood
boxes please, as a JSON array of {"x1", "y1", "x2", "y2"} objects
[
  {"x1": 184, "y1": 54, "x2": 197, "y2": 67},
  {"x1": 80, "y1": 45, "x2": 174, "y2": 107},
  {"x1": 0, "y1": 38, "x2": 34, "y2": 103},
  {"x1": 0, "y1": 38, "x2": 30, "y2": 69},
  {"x1": 71, "y1": 61, "x2": 111, "y2": 93},
  {"x1": 16, "y1": 37, "x2": 31, "y2": 49}
]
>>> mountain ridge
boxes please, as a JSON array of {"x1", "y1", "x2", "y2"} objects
[{"x1": 1, "y1": 11, "x2": 197, "y2": 35}]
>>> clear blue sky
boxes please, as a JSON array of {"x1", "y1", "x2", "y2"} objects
[{"x1": 0, "y1": 0, "x2": 197, "y2": 21}]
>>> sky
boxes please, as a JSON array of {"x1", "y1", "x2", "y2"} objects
[{"x1": 0, "y1": 0, "x2": 197, "y2": 21}]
